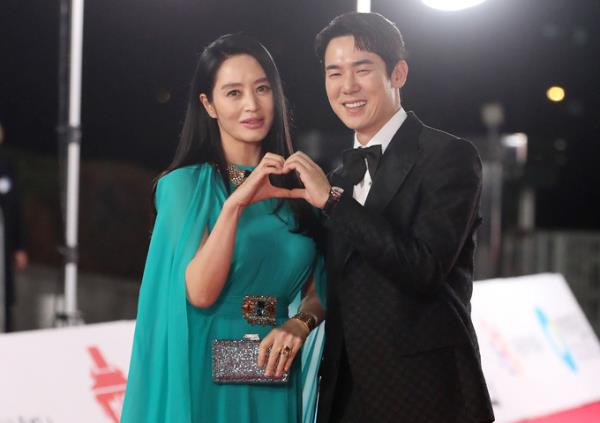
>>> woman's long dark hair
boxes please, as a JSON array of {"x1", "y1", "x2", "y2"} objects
[{"x1": 159, "y1": 33, "x2": 320, "y2": 240}]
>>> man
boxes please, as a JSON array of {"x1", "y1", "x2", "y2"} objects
[
  {"x1": 284, "y1": 12, "x2": 494, "y2": 423},
  {"x1": 0, "y1": 123, "x2": 28, "y2": 332}
]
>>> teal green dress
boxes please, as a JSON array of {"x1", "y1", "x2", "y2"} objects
[{"x1": 121, "y1": 163, "x2": 325, "y2": 423}]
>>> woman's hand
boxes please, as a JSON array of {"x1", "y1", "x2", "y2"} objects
[
  {"x1": 257, "y1": 318, "x2": 310, "y2": 377},
  {"x1": 226, "y1": 153, "x2": 292, "y2": 209},
  {"x1": 283, "y1": 151, "x2": 330, "y2": 209}
]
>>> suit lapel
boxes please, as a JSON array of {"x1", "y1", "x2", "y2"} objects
[
  {"x1": 329, "y1": 112, "x2": 423, "y2": 272},
  {"x1": 363, "y1": 111, "x2": 422, "y2": 214}
]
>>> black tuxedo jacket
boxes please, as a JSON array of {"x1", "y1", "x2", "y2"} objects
[{"x1": 317, "y1": 112, "x2": 494, "y2": 423}]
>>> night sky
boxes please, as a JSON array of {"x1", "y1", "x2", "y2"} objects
[{"x1": 1, "y1": 0, "x2": 599, "y2": 229}]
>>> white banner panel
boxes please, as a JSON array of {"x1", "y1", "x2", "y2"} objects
[
  {"x1": 1, "y1": 274, "x2": 599, "y2": 422},
  {"x1": 472, "y1": 273, "x2": 600, "y2": 422},
  {"x1": 0, "y1": 321, "x2": 134, "y2": 423}
]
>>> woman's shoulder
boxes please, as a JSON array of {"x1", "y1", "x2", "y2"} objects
[
  {"x1": 158, "y1": 163, "x2": 217, "y2": 189},
  {"x1": 156, "y1": 163, "x2": 219, "y2": 204}
]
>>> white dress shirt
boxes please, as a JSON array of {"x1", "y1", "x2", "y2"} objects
[{"x1": 352, "y1": 107, "x2": 408, "y2": 205}]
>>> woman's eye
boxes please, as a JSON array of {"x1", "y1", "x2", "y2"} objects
[
  {"x1": 257, "y1": 85, "x2": 271, "y2": 94},
  {"x1": 226, "y1": 90, "x2": 241, "y2": 97}
]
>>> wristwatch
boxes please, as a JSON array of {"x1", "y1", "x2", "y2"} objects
[
  {"x1": 291, "y1": 311, "x2": 318, "y2": 332},
  {"x1": 322, "y1": 186, "x2": 344, "y2": 217}
]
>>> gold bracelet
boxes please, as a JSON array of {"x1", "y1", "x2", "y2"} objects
[
  {"x1": 291, "y1": 311, "x2": 317, "y2": 332},
  {"x1": 291, "y1": 316, "x2": 311, "y2": 333}
]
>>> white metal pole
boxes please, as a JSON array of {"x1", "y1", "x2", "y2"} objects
[
  {"x1": 0, "y1": 210, "x2": 5, "y2": 332},
  {"x1": 64, "y1": 0, "x2": 84, "y2": 321},
  {"x1": 357, "y1": 0, "x2": 371, "y2": 12}
]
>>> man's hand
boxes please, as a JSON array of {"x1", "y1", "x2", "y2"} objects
[{"x1": 284, "y1": 152, "x2": 330, "y2": 209}]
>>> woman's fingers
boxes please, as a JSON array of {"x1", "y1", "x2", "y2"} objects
[
  {"x1": 263, "y1": 152, "x2": 286, "y2": 163},
  {"x1": 284, "y1": 153, "x2": 313, "y2": 171},
  {"x1": 257, "y1": 336, "x2": 273, "y2": 368},
  {"x1": 260, "y1": 157, "x2": 284, "y2": 169},
  {"x1": 275, "y1": 342, "x2": 298, "y2": 377},
  {"x1": 283, "y1": 338, "x2": 303, "y2": 373},
  {"x1": 261, "y1": 153, "x2": 285, "y2": 169},
  {"x1": 264, "y1": 342, "x2": 282, "y2": 377},
  {"x1": 262, "y1": 324, "x2": 308, "y2": 377},
  {"x1": 274, "y1": 345, "x2": 291, "y2": 377}
]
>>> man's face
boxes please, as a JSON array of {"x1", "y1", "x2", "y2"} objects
[{"x1": 323, "y1": 35, "x2": 407, "y2": 143}]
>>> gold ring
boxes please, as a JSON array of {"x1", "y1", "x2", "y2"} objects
[{"x1": 281, "y1": 345, "x2": 292, "y2": 357}]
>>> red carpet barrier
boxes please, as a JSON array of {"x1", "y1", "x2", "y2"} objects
[
  {"x1": 472, "y1": 274, "x2": 600, "y2": 423},
  {"x1": 0, "y1": 321, "x2": 134, "y2": 422},
  {"x1": 1, "y1": 273, "x2": 599, "y2": 422}
]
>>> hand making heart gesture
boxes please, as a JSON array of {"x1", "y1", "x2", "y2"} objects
[
  {"x1": 226, "y1": 153, "x2": 294, "y2": 208},
  {"x1": 284, "y1": 151, "x2": 331, "y2": 209}
]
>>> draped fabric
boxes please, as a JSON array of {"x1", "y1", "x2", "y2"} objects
[{"x1": 122, "y1": 164, "x2": 325, "y2": 423}]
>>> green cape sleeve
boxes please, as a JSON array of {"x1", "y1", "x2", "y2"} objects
[
  {"x1": 122, "y1": 164, "x2": 215, "y2": 423},
  {"x1": 122, "y1": 163, "x2": 326, "y2": 422},
  {"x1": 297, "y1": 253, "x2": 327, "y2": 423}
]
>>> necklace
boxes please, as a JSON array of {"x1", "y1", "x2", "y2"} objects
[{"x1": 225, "y1": 163, "x2": 251, "y2": 188}]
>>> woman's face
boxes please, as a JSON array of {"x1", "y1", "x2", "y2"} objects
[{"x1": 200, "y1": 54, "x2": 274, "y2": 149}]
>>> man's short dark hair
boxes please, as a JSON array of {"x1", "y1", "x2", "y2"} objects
[{"x1": 315, "y1": 12, "x2": 406, "y2": 77}]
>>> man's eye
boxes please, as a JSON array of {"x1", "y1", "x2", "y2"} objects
[
  {"x1": 327, "y1": 72, "x2": 341, "y2": 78},
  {"x1": 357, "y1": 68, "x2": 371, "y2": 74}
]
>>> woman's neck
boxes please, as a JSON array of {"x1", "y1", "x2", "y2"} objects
[{"x1": 221, "y1": 139, "x2": 261, "y2": 167}]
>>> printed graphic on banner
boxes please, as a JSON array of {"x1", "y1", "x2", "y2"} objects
[
  {"x1": 88, "y1": 346, "x2": 127, "y2": 423},
  {"x1": 478, "y1": 318, "x2": 524, "y2": 377},
  {"x1": 472, "y1": 274, "x2": 600, "y2": 423},
  {"x1": 535, "y1": 306, "x2": 577, "y2": 373},
  {"x1": 0, "y1": 321, "x2": 135, "y2": 423}
]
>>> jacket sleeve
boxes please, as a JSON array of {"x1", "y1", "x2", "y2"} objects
[{"x1": 324, "y1": 139, "x2": 482, "y2": 297}]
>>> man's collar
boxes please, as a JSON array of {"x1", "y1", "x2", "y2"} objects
[{"x1": 353, "y1": 107, "x2": 407, "y2": 154}]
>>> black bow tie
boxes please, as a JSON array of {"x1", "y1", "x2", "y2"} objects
[{"x1": 341, "y1": 145, "x2": 383, "y2": 185}]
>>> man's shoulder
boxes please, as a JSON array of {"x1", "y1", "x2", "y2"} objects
[{"x1": 415, "y1": 120, "x2": 480, "y2": 162}]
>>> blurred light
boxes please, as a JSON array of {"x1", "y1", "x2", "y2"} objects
[
  {"x1": 554, "y1": 138, "x2": 567, "y2": 152},
  {"x1": 156, "y1": 88, "x2": 171, "y2": 104},
  {"x1": 502, "y1": 133, "x2": 527, "y2": 149},
  {"x1": 356, "y1": 0, "x2": 371, "y2": 12},
  {"x1": 421, "y1": 0, "x2": 488, "y2": 11},
  {"x1": 502, "y1": 133, "x2": 528, "y2": 164},
  {"x1": 547, "y1": 86, "x2": 565, "y2": 102},
  {"x1": 481, "y1": 102, "x2": 504, "y2": 128}
]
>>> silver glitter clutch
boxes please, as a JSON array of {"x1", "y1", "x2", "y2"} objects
[{"x1": 212, "y1": 334, "x2": 289, "y2": 384}]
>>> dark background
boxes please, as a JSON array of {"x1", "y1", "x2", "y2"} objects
[{"x1": 1, "y1": 0, "x2": 599, "y2": 231}]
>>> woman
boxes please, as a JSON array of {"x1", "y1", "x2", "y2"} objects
[{"x1": 121, "y1": 34, "x2": 325, "y2": 423}]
